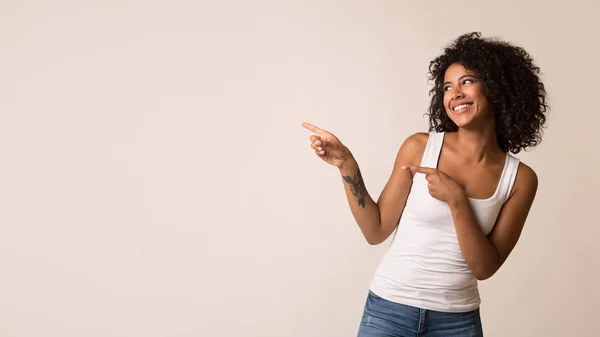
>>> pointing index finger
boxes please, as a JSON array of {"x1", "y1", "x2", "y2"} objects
[
  {"x1": 301, "y1": 122, "x2": 324, "y2": 135},
  {"x1": 402, "y1": 165, "x2": 437, "y2": 175}
]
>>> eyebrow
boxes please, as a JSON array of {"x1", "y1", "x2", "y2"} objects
[{"x1": 443, "y1": 74, "x2": 477, "y2": 86}]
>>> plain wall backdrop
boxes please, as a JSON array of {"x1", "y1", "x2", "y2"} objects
[{"x1": 1, "y1": 1, "x2": 598, "y2": 336}]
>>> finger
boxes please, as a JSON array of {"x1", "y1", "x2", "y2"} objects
[
  {"x1": 401, "y1": 165, "x2": 437, "y2": 175},
  {"x1": 309, "y1": 141, "x2": 322, "y2": 151},
  {"x1": 302, "y1": 122, "x2": 325, "y2": 135},
  {"x1": 315, "y1": 149, "x2": 325, "y2": 156},
  {"x1": 309, "y1": 135, "x2": 322, "y2": 146}
]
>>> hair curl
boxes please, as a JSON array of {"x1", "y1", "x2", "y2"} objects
[{"x1": 426, "y1": 32, "x2": 548, "y2": 154}]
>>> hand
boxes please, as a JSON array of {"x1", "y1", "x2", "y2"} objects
[
  {"x1": 302, "y1": 122, "x2": 352, "y2": 169},
  {"x1": 402, "y1": 165, "x2": 466, "y2": 204}
]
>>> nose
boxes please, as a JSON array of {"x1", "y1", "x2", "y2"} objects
[{"x1": 451, "y1": 87, "x2": 464, "y2": 99}]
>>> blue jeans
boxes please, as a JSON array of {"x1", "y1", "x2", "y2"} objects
[{"x1": 357, "y1": 290, "x2": 484, "y2": 337}]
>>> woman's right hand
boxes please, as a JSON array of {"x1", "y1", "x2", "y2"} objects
[{"x1": 302, "y1": 122, "x2": 353, "y2": 169}]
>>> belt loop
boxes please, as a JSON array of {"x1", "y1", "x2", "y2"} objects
[{"x1": 417, "y1": 308, "x2": 427, "y2": 333}]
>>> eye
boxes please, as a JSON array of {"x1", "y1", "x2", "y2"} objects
[
  {"x1": 463, "y1": 79, "x2": 474, "y2": 85},
  {"x1": 443, "y1": 85, "x2": 452, "y2": 92}
]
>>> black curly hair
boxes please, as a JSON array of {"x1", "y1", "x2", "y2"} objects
[{"x1": 426, "y1": 32, "x2": 548, "y2": 154}]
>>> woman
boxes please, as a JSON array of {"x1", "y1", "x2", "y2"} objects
[{"x1": 302, "y1": 32, "x2": 547, "y2": 336}]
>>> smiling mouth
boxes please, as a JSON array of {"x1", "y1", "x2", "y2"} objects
[{"x1": 452, "y1": 103, "x2": 472, "y2": 113}]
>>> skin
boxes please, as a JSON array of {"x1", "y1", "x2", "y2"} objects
[{"x1": 302, "y1": 63, "x2": 538, "y2": 280}]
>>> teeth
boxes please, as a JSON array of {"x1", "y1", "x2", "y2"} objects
[{"x1": 453, "y1": 104, "x2": 472, "y2": 111}]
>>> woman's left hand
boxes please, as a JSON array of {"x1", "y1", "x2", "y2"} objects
[{"x1": 402, "y1": 165, "x2": 467, "y2": 205}]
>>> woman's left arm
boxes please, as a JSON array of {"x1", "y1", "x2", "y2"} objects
[{"x1": 403, "y1": 163, "x2": 539, "y2": 280}]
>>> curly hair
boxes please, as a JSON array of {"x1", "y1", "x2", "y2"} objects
[{"x1": 426, "y1": 32, "x2": 548, "y2": 154}]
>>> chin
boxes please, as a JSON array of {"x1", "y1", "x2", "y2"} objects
[
  {"x1": 448, "y1": 110, "x2": 484, "y2": 128},
  {"x1": 446, "y1": 113, "x2": 471, "y2": 128},
  {"x1": 454, "y1": 116, "x2": 492, "y2": 129}
]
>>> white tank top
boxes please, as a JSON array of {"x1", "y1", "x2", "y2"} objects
[{"x1": 369, "y1": 131, "x2": 520, "y2": 312}]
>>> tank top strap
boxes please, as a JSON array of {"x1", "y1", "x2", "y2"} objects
[
  {"x1": 420, "y1": 131, "x2": 445, "y2": 168},
  {"x1": 498, "y1": 154, "x2": 521, "y2": 202}
]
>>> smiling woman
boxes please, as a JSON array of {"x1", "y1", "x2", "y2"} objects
[
  {"x1": 428, "y1": 32, "x2": 548, "y2": 154},
  {"x1": 302, "y1": 32, "x2": 548, "y2": 337},
  {"x1": 443, "y1": 64, "x2": 491, "y2": 127}
]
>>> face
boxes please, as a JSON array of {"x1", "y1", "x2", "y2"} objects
[{"x1": 442, "y1": 63, "x2": 492, "y2": 128}]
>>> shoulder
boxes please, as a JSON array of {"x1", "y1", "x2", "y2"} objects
[
  {"x1": 511, "y1": 160, "x2": 538, "y2": 199},
  {"x1": 402, "y1": 132, "x2": 429, "y2": 150},
  {"x1": 394, "y1": 132, "x2": 430, "y2": 166}
]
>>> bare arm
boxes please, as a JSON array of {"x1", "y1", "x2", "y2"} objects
[
  {"x1": 366, "y1": 132, "x2": 427, "y2": 244},
  {"x1": 405, "y1": 162, "x2": 539, "y2": 279},
  {"x1": 449, "y1": 163, "x2": 538, "y2": 280},
  {"x1": 302, "y1": 121, "x2": 426, "y2": 245}
]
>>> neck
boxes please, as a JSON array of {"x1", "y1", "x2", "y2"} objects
[{"x1": 454, "y1": 122, "x2": 502, "y2": 162}]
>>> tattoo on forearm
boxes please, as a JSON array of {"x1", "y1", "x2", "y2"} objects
[{"x1": 343, "y1": 168, "x2": 367, "y2": 208}]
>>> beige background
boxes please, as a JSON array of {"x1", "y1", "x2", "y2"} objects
[{"x1": 1, "y1": 1, "x2": 598, "y2": 336}]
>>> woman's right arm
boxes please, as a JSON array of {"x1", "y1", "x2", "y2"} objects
[
  {"x1": 339, "y1": 133, "x2": 427, "y2": 244},
  {"x1": 302, "y1": 122, "x2": 427, "y2": 245}
]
